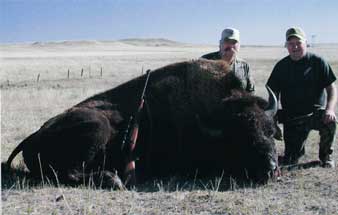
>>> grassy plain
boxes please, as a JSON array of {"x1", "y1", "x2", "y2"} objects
[{"x1": 1, "y1": 40, "x2": 338, "y2": 214}]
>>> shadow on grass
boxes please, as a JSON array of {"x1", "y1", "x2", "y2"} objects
[
  {"x1": 279, "y1": 160, "x2": 322, "y2": 171},
  {"x1": 135, "y1": 175, "x2": 264, "y2": 192},
  {"x1": 1, "y1": 162, "x2": 265, "y2": 192},
  {"x1": 1, "y1": 160, "x2": 323, "y2": 192},
  {"x1": 1, "y1": 162, "x2": 124, "y2": 191}
]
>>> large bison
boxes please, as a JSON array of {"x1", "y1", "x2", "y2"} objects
[{"x1": 6, "y1": 59, "x2": 279, "y2": 189}]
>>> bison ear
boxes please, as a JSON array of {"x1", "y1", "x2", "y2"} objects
[{"x1": 264, "y1": 85, "x2": 277, "y2": 118}]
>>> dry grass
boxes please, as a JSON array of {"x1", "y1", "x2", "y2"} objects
[{"x1": 1, "y1": 41, "x2": 338, "y2": 214}]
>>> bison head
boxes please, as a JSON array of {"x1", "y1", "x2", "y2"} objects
[{"x1": 197, "y1": 86, "x2": 278, "y2": 183}]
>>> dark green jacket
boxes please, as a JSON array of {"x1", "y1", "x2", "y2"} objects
[{"x1": 267, "y1": 52, "x2": 336, "y2": 117}]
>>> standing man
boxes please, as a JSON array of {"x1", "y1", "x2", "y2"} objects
[
  {"x1": 267, "y1": 27, "x2": 337, "y2": 168},
  {"x1": 201, "y1": 27, "x2": 255, "y2": 93}
]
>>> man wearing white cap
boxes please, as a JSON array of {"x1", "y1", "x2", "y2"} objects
[
  {"x1": 201, "y1": 27, "x2": 255, "y2": 93},
  {"x1": 267, "y1": 27, "x2": 337, "y2": 168}
]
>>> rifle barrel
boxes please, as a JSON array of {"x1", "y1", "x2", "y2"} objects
[{"x1": 141, "y1": 70, "x2": 151, "y2": 99}]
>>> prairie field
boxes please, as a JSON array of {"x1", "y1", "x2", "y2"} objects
[{"x1": 1, "y1": 39, "x2": 338, "y2": 214}]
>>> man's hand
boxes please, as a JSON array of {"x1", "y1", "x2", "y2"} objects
[
  {"x1": 324, "y1": 83, "x2": 337, "y2": 124},
  {"x1": 323, "y1": 109, "x2": 337, "y2": 124}
]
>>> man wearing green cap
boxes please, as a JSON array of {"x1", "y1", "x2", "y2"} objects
[
  {"x1": 201, "y1": 27, "x2": 255, "y2": 93},
  {"x1": 267, "y1": 27, "x2": 337, "y2": 168}
]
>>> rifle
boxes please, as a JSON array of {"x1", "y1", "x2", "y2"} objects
[{"x1": 121, "y1": 69, "x2": 151, "y2": 186}]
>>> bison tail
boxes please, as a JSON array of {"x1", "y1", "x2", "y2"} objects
[
  {"x1": 6, "y1": 141, "x2": 25, "y2": 169},
  {"x1": 6, "y1": 132, "x2": 35, "y2": 168}
]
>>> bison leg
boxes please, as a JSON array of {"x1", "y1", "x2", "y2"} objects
[{"x1": 66, "y1": 170, "x2": 125, "y2": 190}]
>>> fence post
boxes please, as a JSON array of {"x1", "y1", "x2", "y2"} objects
[
  {"x1": 81, "y1": 68, "x2": 84, "y2": 77},
  {"x1": 37, "y1": 74, "x2": 40, "y2": 82},
  {"x1": 100, "y1": 67, "x2": 103, "y2": 77},
  {"x1": 67, "y1": 69, "x2": 70, "y2": 79}
]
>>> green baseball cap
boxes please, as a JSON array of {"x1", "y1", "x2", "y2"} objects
[
  {"x1": 286, "y1": 27, "x2": 306, "y2": 41},
  {"x1": 220, "y1": 28, "x2": 240, "y2": 42}
]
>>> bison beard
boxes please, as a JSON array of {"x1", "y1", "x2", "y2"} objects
[{"x1": 6, "y1": 59, "x2": 278, "y2": 188}]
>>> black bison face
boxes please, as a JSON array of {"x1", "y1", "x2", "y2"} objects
[{"x1": 197, "y1": 89, "x2": 278, "y2": 183}]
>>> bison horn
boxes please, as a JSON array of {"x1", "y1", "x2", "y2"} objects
[
  {"x1": 264, "y1": 85, "x2": 278, "y2": 117},
  {"x1": 195, "y1": 114, "x2": 223, "y2": 138}
]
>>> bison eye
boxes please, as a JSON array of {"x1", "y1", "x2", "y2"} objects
[
  {"x1": 262, "y1": 122, "x2": 275, "y2": 138},
  {"x1": 267, "y1": 129, "x2": 275, "y2": 138}
]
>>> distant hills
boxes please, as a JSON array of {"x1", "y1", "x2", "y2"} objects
[
  {"x1": 118, "y1": 38, "x2": 185, "y2": 46},
  {"x1": 2, "y1": 38, "x2": 338, "y2": 48},
  {"x1": 26, "y1": 38, "x2": 190, "y2": 48}
]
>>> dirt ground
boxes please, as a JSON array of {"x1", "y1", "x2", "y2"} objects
[{"x1": 1, "y1": 40, "x2": 338, "y2": 214}]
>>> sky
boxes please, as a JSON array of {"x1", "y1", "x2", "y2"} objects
[{"x1": 1, "y1": 0, "x2": 338, "y2": 45}]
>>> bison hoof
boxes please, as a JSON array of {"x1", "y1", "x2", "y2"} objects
[
  {"x1": 67, "y1": 170, "x2": 125, "y2": 190},
  {"x1": 100, "y1": 171, "x2": 126, "y2": 190}
]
